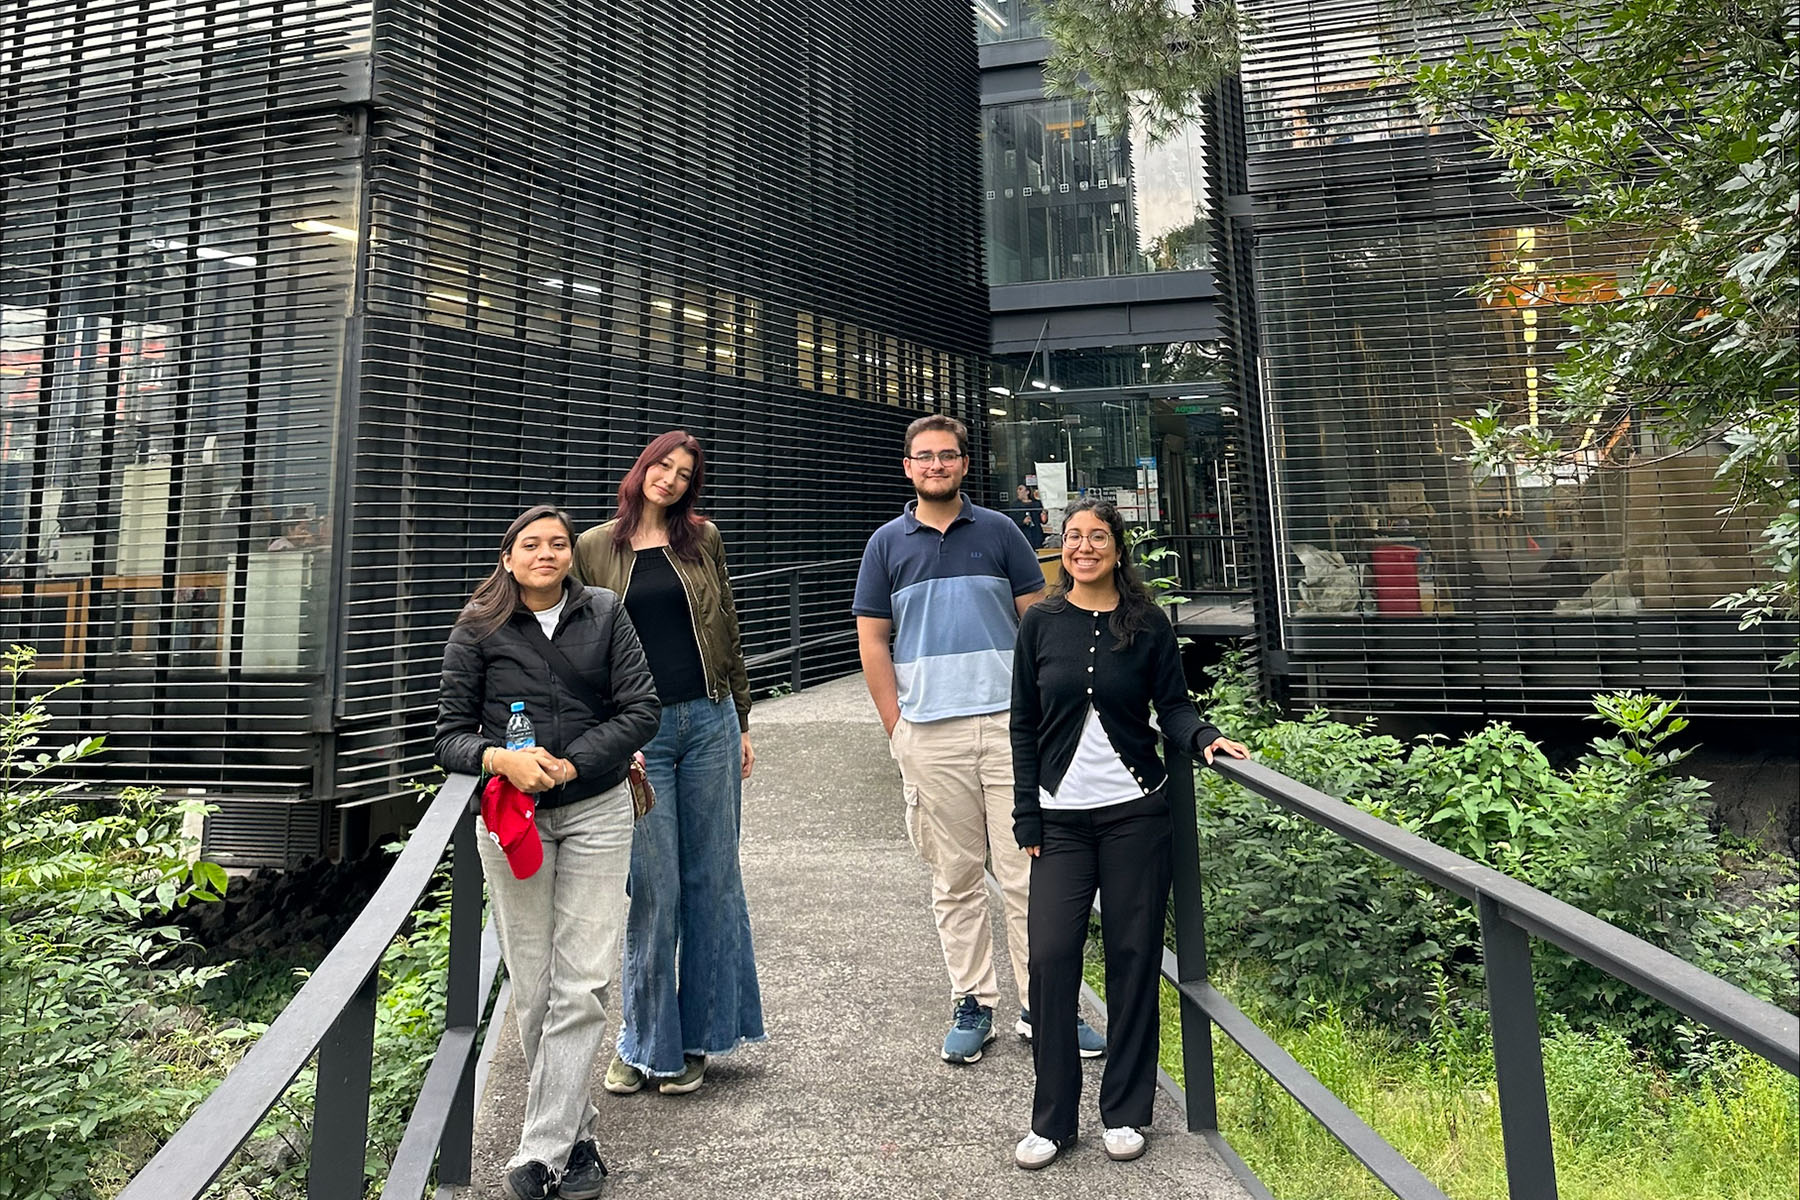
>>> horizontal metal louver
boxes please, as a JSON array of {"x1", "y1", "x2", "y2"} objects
[
  {"x1": 201, "y1": 795, "x2": 327, "y2": 869},
  {"x1": 1238, "y1": 0, "x2": 1795, "y2": 717},
  {"x1": 3, "y1": 0, "x2": 991, "y2": 848},
  {"x1": 1, "y1": 0, "x2": 371, "y2": 799}
]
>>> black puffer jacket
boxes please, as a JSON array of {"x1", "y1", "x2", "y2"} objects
[{"x1": 435, "y1": 580, "x2": 661, "y2": 808}]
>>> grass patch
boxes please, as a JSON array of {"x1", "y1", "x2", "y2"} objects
[{"x1": 1082, "y1": 960, "x2": 1799, "y2": 1200}]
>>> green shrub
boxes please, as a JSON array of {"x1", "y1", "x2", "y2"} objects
[
  {"x1": 1198, "y1": 732, "x2": 1471, "y2": 1028},
  {"x1": 1194, "y1": 648, "x2": 1799, "y2": 1052},
  {"x1": 1395, "y1": 724, "x2": 1566, "y2": 872},
  {"x1": 0, "y1": 646, "x2": 232, "y2": 1200}
]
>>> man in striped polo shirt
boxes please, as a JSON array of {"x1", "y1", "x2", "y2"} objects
[{"x1": 856, "y1": 415, "x2": 1102, "y2": 1065}]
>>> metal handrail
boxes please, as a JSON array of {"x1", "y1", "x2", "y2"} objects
[
  {"x1": 1156, "y1": 746, "x2": 1799, "y2": 1200},
  {"x1": 731, "y1": 555, "x2": 863, "y2": 587},
  {"x1": 732, "y1": 556, "x2": 863, "y2": 693},
  {"x1": 120, "y1": 774, "x2": 499, "y2": 1200}
]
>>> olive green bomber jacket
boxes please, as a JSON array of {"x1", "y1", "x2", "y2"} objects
[{"x1": 574, "y1": 519, "x2": 752, "y2": 732}]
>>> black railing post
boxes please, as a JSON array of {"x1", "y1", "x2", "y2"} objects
[
  {"x1": 438, "y1": 809, "x2": 483, "y2": 1186},
  {"x1": 1167, "y1": 743, "x2": 1218, "y2": 1132},
  {"x1": 787, "y1": 569, "x2": 803, "y2": 692},
  {"x1": 1479, "y1": 893, "x2": 1558, "y2": 1200},
  {"x1": 308, "y1": 968, "x2": 378, "y2": 1200}
]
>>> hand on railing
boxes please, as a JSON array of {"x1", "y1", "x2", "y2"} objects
[{"x1": 1199, "y1": 736, "x2": 1249, "y2": 765}]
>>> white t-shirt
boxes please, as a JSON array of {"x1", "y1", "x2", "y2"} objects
[
  {"x1": 533, "y1": 595, "x2": 566, "y2": 639},
  {"x1": 1039, "y1": 709, "x2": 1144, "y2": 810}
]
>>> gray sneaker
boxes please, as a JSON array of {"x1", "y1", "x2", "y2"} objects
[
  {"x1": 1016, "y1": 1007, "x2": 1107, "y2": 1058},
  {"x1": 942, "y1": 995, "x2": 996, "y2": 1063}
]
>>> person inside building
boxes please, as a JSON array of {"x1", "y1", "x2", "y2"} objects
[
  {"x1": 1008, "y1": 496, "x2": 1247, "y2": 1170},
  {"x1": 434, "y1": 504, "x2": 661, "y2": 1200},
  {"x1": 1010, "y1": 481, "x2": 1049, "y2": 549},
  {"x1": 854, "y1": 415, "x2": 1106, "y2": 1065},
  {"x1": 576, "y1": 430, "x2": 765, "y2": 1099}
]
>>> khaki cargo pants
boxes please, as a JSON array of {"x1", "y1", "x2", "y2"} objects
[{"x1": 890, "y1": 711, "x2": 1031, "y2": 1011}]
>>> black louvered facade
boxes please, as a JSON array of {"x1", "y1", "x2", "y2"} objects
[
  {"x1": 2, "y1": 0, "x2": 988, "y2": 863},
  {"x1": 1238, "y1": 0, "x2": 1796, "y2": 718}
]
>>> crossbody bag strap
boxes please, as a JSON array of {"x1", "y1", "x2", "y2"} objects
[{"x1": 517, "y1": 612, "x2": 610, "y2": 722}]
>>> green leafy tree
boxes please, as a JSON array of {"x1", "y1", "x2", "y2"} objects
[{"x1": 1036, "y1": 0, "x2": 1248, "y2": 140}]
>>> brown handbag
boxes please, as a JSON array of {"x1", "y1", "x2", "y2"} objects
[{"x1": 627, "y1": 750, "x2": 656, "y2": 820}]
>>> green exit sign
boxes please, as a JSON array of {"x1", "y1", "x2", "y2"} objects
[{"x1": 1173, "y1": 402, "x2": 1208, "y2": 415}]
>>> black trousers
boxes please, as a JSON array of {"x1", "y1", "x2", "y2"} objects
[{"x1": 1027, "y1": 789, "x2": 1173, "y2": 1140}]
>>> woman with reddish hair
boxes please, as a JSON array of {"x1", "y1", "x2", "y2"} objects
[{"x1": 575, "y1": 431, "x2": 764, "y2": 1097}]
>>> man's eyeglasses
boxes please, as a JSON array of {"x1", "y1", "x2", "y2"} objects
[
  {"x1": 907, "y1": 450, "x2": 966, "y2": 466},
  {"x1": 1062, "y1": 530, "x2": 1114, "y2": 549}
]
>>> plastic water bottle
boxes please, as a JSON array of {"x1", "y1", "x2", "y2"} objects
[{"x1": 505, "y1": 702, "x2": 535, "y2": 750}]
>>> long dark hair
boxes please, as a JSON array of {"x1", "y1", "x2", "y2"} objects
[
  {"x1": 458, "y1": 504, "x2": 577, "y2": 639},
  {"x1": 1042, "y1": 497, "x2": 1161, "y2": 649},
  {"x1": 612, "y1": 430, "x2": 708, "y2": 561}
]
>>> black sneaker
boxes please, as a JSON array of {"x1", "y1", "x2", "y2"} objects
[
  {"x1": 560, "y1": 1139, "x2": 608, "y2": 1200},
  {"x1": 503, "y1": 1160, "x2": 555, "y2": 1200}
]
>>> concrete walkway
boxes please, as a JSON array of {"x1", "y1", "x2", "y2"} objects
[{"x1": 456, "y1": 675, "x2": 1250, "y2": 1199}]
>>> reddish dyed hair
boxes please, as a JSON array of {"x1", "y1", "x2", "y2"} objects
[{"x1": 612, "y1": 430, "x2": 708, "y2": 561}]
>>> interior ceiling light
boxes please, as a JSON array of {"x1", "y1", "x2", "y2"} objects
[
  {"x1": 988, "y1": 385, "x2": 1012, "y2": 395},
  {"x1": 146, "y1": 237, "x2": 257, "y2": 267},
  {"x1": 293, "y1": 220, "x2": 358, "y2": 241}
]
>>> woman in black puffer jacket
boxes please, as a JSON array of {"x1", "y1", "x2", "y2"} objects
[{"x1": 434, "y1": 504, "x2": 659, "y2": 1200}]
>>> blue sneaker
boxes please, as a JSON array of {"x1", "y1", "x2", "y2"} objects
[
  {"x1": 941, "y1": 995, "x2": 996, "y2": 1063},
  {"x1": 1016, "y1": 1008, "x2": 1107, "y2": 1058}
]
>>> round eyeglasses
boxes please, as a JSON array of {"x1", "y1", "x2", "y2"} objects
[
  {"x1": 1062, "y1": 530, "x2": 1113, "y2": 548},
  {"x1": 907, "y1": 450, "x2": 966, "y2": 466}
]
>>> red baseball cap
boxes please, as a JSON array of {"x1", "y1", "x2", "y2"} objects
[{"x1": 481, "y1": 775, "x2": 543, "y2": 879}]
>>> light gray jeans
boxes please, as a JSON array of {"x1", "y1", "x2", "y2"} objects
[{"x1": 476, "y1": 782, "x2": 633, "y2": 1171}]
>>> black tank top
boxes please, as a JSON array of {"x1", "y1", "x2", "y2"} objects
[{"x1": 622, "y1": 547, "x2": 708, "y2": 705}]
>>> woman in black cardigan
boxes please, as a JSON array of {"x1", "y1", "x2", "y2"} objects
[{"x1": 1009, "y1": 497, "x2": 1247, "y2": 1170}]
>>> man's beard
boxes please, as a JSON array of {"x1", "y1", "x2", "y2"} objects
[{"x1": 914, "y1": 476, "x2": 961, "y2": 502}]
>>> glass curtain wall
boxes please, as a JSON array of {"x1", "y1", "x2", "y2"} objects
[
  {"x1": 983, "y1": 97, "x2": 1209, "y2": 284},
  {"x1": 1241, "y1": 0, "x2": 1791, "y2": 714},
  {"x1": 4, "y1": 0, "x2": 366, "y2": 682},
  {"x1": 987, "y1": 342, "x2": 1245, "y2": 592},
  {"x1": 974, "y1": 0, "x2": 1046, "y2": 43}
]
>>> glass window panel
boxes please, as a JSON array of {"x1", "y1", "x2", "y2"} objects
[
  {"x1": 982, "y1": 97, "x2": 1210, "y2": 285},
  {"x1": 973, "y1": 0, "x2": 1045, "y2": 44}
]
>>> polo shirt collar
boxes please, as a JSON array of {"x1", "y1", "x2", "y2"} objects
[{"x1": 902, "y1": 494, "x2": 975, "y2": 534}]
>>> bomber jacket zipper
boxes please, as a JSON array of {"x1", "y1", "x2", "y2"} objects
[{"x1": 672, "y1": 554, "x2": 717, "y2": 702}]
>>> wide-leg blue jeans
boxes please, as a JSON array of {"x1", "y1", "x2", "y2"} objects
[{"x1": 617, "y1": 695, "x2": 766, "y2": 1076}]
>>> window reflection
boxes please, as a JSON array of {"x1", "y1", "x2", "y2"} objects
[
  {"x1": 974, "y1": 0, "x2": 1046, "y2": 44},
  {"x1": 983, "y1": 98, "x2": 1210, "y2": 284}
]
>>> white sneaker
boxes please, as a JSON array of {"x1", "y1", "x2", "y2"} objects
[
  {"x1": 1014, "y1": 1131, "x2": 1069, "y2": 1170},
  {"x1": 1104, "y1": 1126, "x2": 1146, "y2": 1161}
]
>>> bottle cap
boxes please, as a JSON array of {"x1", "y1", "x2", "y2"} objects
[{"x1": 510, "y1": 701, "x2": 525, "y2": 712}]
